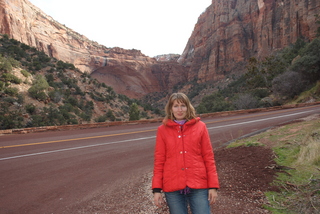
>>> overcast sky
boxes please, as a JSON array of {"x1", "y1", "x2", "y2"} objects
[{"x1": 28, "y1": 0, "x2": 211, "y2": 57}]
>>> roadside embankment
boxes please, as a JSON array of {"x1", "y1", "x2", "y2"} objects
[{"x1": 1, "y1": 102, "x2": 319, "y2": 135}]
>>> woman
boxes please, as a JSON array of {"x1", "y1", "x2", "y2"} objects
[{"x1": 152, "y1": 93, "x2": 219, "y2": 214}]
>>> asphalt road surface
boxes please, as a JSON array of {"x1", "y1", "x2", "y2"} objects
[{"x1": 0, "y1": 104, "x2": 319, "y2": 213}]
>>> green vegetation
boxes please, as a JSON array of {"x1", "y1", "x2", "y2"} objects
[
  {"x1": 195, "y1": 36, "x2": 320, "y2": 114},
  {"x1": 0, "y1": 34, "x2": 148, "y2": 130},
  {"x1": 129, "y1": 103, "x2": 140, "y2": 121},
  {"x1": 1, "y1": 16, "x2": 320, "y2": 129},
  {"x1": 230, "y1": 119, "x2": 320, "y2": 213},
  {"x1": 28, "y1": 75, "x2": 49, "y2": 101}
]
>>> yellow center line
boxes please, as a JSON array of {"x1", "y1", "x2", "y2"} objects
[
  {"x1": 2, "y1": 105, "x2": 318, "y2": 149},
  {"x1": 1, "y1": 129, "x2": 157, "y2": 149}
]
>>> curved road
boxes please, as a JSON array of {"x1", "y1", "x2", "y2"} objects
[{"x1": 0, "y1": 104, "x2": 319, "y2": 213}]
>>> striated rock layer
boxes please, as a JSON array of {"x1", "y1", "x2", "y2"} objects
[
  {"x1": 0, "y1": 0, "x2": 187, "y2": 98},
  {"x1": 0, "y1": 0, "x2": 319, "y2": 98},
  {"x1": 179, "y1": 0, "x2": 320, "y2": 83}
]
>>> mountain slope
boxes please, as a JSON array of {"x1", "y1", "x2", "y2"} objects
[
  {"x1": 0, "y1": 0, "x2": 187, "y2": 98},
  {"x1": 179, "y1": 0, "x2": 320, "y2": 83}
]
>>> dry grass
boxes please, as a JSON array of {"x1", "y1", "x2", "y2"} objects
[{"x1": 297, "y1": 131, "x2": 320, "y2": 166}]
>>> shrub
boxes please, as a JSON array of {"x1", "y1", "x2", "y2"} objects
[
  {"x1": 251, "y1": 88, "x2": 270, "y2": 99},
  {"x1": 17, "y1": 94, "x2": 24, "y2": 104},
  {"x1": 20, "y1": 69, "x2": 31, "y2": 78},
  {"x1": 95, "y1": 115, "x2": 107, "y2": 122},
  {"x1": 0, "y1": 59, "x2": 12, "y2": 71},
  {"x1": 233, "y1": 93, "x2": 259, "y2": 110},
  {"x1": 129, "y1": 103, "x2": 140, "y2": 121},
  {"x1": 45, "y1": 73, "x2": 54, "y2": 83},
  {"x1": 28, "y1": 75, "x2": 49, "y2": 101},
  {"x1": 106, "y1": 109, "x2": 116, "y2": 121},
  {"x1": 48, "y1": 90, "x2": 63, "y2": 103},
  {"x1": 80, "y1": 112, "x2": 91, "y2": 121},
  {"x1": 29, "y1": 115, "x2": 45, "y2": 127},
  {"x1": 25, "y1": 104, "x2": 36, "y2": 114},
  {"x1": 4, "y1": 87, "x2": 18, "y2": 96},
  {"x1": 2, "y1": 97, "x2": 16, "y2": 104},
  {"x1": 59, "y1": 103, "x2": 74, "y2": 112},
  {"x1": 0, "y1": 81, "x2": 4, "y2": 90},
  {"x1": 198, "y1": 92, "x2": 234, "y2": 113},
  {"x1": 272, "y1": 71, "x2": 307, "y2": 98},
  {"x1": 2, "y1": 73, "x2": 22, "y2": 84},
  {"x1": 290, "y1": 38, "x2": 320, "y2": 82},
  {"x1": 65, "y1": 96, "x2": 78, "y2": 107}
]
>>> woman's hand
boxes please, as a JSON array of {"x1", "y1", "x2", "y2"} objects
[
  {"x1": 153, "y1": 192, "x2": 165, "y2": 207},
  {"x1": 208, "y1": 189, "x2": 218, "y2": 205}
]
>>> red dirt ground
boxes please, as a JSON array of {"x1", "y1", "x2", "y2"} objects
[{"x1": 71, "y1": 145, "x2": 280, "y2": 214}]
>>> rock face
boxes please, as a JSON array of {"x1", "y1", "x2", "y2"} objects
[
  {"x1": 178, "y1": 0, "x2": 320, "y2": 83},
  {"x1": 0, "y1": 0, "x2": 107, "y2": 73},
  {"x1": 0, "y1": 0, "x2": 187, "y2": 98},
  {"x1": 0, "y1": 0, "x2": 319, "y2": 98}
]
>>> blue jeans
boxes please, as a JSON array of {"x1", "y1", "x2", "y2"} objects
[{"x1": 164, "y1": 188, "x2": 211, "y2": 214}]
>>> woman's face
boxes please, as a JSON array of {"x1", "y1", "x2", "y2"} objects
[{"x1": 171, "y1": 100, "x2": 187, "y2": 121}]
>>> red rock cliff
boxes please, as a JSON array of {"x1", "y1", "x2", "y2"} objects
[
  {"x1": 1, "y1": 0, "x2": 319, "y2": 99},
  {"x1": 0, "y1": 0, "x2": 187, "y2": 98},
  {"x1": 179, "y1": 0, "x2": 320, "y2": 83}
]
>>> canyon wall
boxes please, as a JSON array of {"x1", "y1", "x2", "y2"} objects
[
  {"x1": 179, "y1": 0, "x2": 320, "y2": 83},
  {"x1": 0, "y1": 0, "x2": 319, "y2": 98},
  {"x1": 0, "y1": 0, "x2": 186, "y2": 98}
]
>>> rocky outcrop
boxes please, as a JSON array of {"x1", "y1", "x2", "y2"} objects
[
  {"x1": 1, "y1": 0, "x2": 319, "y2": 99},
  {"x1": 154, "y1": 54, "x2": 181, "y2": 62},
  {"x1": 178, "y1": 0, "x2": 320, "y2": 83},
  {"x1": 0, "y1": 0, "x2": 109, "y2": 73},
  {"x1": 91, "y1": 50, "x2": 188, "y2": 98},
  {"x1": 0, "y1": 0, "x2": 187, "y2": 98}
]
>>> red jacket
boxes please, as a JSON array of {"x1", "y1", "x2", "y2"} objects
[{"x1": 152, "y1": 117, "x2": 219, "y2": 192}]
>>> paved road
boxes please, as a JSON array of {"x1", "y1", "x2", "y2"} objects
[{"x1": 0, "y1": 104, "x2": 319, "y2": 213}]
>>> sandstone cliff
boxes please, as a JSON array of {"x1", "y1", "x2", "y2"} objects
[
  {"x1": 178, "y1": 0, "x2": 320, "y2": 83},
  {"x1": 0, "y1": 0, "x2": 319, "y2": 99},
  {"x1": 0, "y1": 0, "x2": 187, "y2": 98}
]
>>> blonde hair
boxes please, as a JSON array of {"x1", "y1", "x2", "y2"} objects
[{"x1": 164, "y1": 93, "x2": 196, "y2": 121}]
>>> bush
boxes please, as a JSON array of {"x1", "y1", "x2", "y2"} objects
[
  {"x1": 197, "y1": 92, "x2": 234, "y2": 113},
  {"x1": 25, "y1": 104, "x2": 36, "y2": 114},
  {"x1": 20, "y1": 69, "x2": 31, "y2": 78},
  {"x1": 2, "y1": 97, "x2": 16, "y2": 104},
  {"x1": 48, "y1": 90, "x2": 63, "y2": 103},
  {"x1": 4, "y1": 87, "x2": 18, "y2": 96},
  {"x1": 106, "y1": 109, "x2": 116, "y2": 121},
  {"x1": 80, "y1": 112, "x2": 91, "y2": 121},
  {"x1": 129, "y1": 103, "x2": 140, "y2": 121},
  {"x1": 29, "y1": 115, "x2": 45, "y2": 127},
  {"x1": 272, "y1": 71, "x2": 307, "y2": 99},
  {"x1": 65, "y1": 96, "x2": 78, "y2": 107},
  {"x1": 59, "y1": 103, "x2": 74, "y2": 112},
  {"x1": 0, "y1": 81, "x2": 4, "y2": 90},
  {"x1": 0, "y1": 56, "x2": 19, "y2": 72},
  {"x1": 290, "y1": 38, "x2": 320, "y2": 82},
  {"x1": 95, "y1": 115, "x2": 107, "y2": 122},
  {"x1": 251, "y1": 88, "x2": 270, "y2": 99},
  {"x1": 233, "y1": 94, "x2": 259, "y2": 110},
  {"x1": 28, "y1": 75, "x2": 49, "y2": 101},
  {"x1": 2, "y1": 73, "x2": 22, "y2": 84}
]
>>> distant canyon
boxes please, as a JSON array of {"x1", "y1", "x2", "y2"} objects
[{"x1": 0, "y1": 0, "x2": 319, "y2": 98}]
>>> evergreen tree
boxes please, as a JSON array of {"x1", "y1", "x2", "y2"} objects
[{"x1": 129, "y1": 103, "x2": 140, "y2": 121}]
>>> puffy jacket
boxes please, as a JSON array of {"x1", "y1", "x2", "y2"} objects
[{"x1": 152, "y1": 117, "x2": 219, "y2": 192}]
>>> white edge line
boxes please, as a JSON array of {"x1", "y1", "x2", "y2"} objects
[
  {"x1": 0, "y1": 136, "x2": 155, "y2": 161},
  {"x1": 1, "y1": 110, "x2": 315, "y2": 161},
  {"x1": 207, "y1": 110, "x2": 314, "y2": 130}
]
